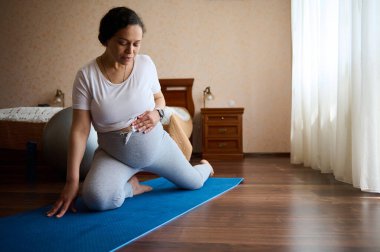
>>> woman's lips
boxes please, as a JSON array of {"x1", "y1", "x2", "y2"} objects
[{"x1": 123, "y1": 56, "x2": 133, "y2": 61}]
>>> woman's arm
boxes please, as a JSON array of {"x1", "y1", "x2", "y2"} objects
[
  {"x1": 67, "y1": 109, "x2": 92, "y2": 183},
  {"x1": 153, "y1": 91, "x2": 165, "y2": 110},
  {"x1": 132, "y1": 91, "x2": 166, "y2": 133},
  {"x1": 47, "y1": 109, "x2": 91, "y2": 218}
]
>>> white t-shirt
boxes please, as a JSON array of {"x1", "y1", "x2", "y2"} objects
[{"x1": 72, "y1": 54, "x2": 161, "y2": 133}]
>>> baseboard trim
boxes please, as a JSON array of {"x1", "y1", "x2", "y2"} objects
[
  {"x1": 191, "y1": 152, "x2": 290, "y2": 158},
  {"x1": 244, "y1": 152, "x2": 290, "y2": 158}
]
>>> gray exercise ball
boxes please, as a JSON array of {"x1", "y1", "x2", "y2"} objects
[{"x1": 42, "y1": 107, "x2": 98, "y2": 180}]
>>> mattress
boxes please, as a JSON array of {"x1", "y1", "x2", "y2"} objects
[
  {"x1": 0, "y1": 107, "x2": 63, "y2": 150},
  {"x1": 0, "y1": 107, "x2": 63, "y2": 123}
]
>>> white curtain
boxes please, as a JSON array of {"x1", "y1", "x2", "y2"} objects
[{"x1": 291, "y1": 0, "x2": 380, "y2": 192}]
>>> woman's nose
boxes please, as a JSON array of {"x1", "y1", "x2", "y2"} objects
[{"x1": 125, "y1": 45, "x2": 133, "y2": 53}]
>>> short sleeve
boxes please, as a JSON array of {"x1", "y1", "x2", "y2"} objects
[{"x1": 72, "y1": 70, "x2": 91, "y2": 110}]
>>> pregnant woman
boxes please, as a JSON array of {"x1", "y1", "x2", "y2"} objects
[{"x1": 47, "y1": 6, "x2": 213, "y2": 218}]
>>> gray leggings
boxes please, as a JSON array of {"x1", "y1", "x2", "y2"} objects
[{"x1": 82, "y1": 123, "x2": 212, "y2": 211}]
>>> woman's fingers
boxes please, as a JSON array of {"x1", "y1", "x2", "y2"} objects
[
  {"x1": 144, "y1": 127, "x2": 153, "y2": 133},
  {"x1": 71, "y1": 204, "x2": 77, "y2": 213},
  {"x1": 46, "y1": 196, "x2": 77, "y2": 218},
  {"x1": 56, "y1": 200, "x2": 71, "y2": 218},
  {"x1": 133, "y1": 111, "x2": 158, "y2": 132},
  {"x1": 46, "y1": 200, "x2": 63, "y2": 217},
  {"x1": 46, "y1": 181, "x2": 79, "y2": 218},
  {"x1": 138, "y1": 120, "x2": 155, "y2": 133},
  {"x1": 137, "y1": 111, "x2": 148, "y2": 118},
  {"x1": 70, "y1": 198, "x2": 77, "y2": 213}
]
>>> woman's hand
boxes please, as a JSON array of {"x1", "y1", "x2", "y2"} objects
[
  {"x1": 132, "y1": 110, "x2": 161, "y2": 133},
  {"x1": 46, "y1": 180, "x2": 79, "y2": 218}
]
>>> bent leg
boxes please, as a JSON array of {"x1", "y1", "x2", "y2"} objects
[
  {"x1": 82, "y1": 149, "x2": 139, "y2": 211},
  {"x1": 145, "y1": 132, "x2": 213, "y2": 190}
]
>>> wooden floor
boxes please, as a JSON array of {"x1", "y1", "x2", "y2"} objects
[{"x1": 1, "y1": 150, "x2": 380, "y2": 251}]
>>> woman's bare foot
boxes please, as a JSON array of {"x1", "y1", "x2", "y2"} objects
[
  {"x1": 129, "y1": 175, "x2": 152, "y2": 196},
  {"x1": 200, "y1": 159, "x2": 214, "y2": 177}
]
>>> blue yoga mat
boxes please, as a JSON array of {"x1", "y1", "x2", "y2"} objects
[{"x1": 0, "y1": 177, "x2": 243, "y2": 252}]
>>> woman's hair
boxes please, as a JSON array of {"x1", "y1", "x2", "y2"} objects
[{"x1": 98, "y1": 7, "x2": 145, "y2": 46}]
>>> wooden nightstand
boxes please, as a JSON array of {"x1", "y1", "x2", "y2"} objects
[{"x1": 201, "y1": 108, "x2": 244, "y2": 160}]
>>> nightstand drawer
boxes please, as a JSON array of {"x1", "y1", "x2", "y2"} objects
[
  {"x1": 207, "y1": 125, "x2": 238, "y2": 137},
  {"x1": 205, "y1": 114, "x2": 239, "y2": 122},
  {"x1": 205, "y1": 139, "x2": 240, "y2": 153}
]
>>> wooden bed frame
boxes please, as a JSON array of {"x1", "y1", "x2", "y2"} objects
[
  {"x1": 0, "y1": 121, "x2": 46, "y2": 151},
  {"x1": 159, "y1": 78, "x2": 195, "y2": 117},
  {"x1": 0, "y1": 78, "x2": 195, "y2": 151}
]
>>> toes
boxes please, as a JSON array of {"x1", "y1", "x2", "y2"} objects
[{"x1": 200, "y1": 159, "x2": 210, "y2": 165}]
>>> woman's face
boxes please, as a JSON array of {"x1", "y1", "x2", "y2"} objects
[{"x1": 106, "y1": 25, "x2": 143, "y2": 65}]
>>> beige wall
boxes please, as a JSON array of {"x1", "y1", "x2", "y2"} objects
[{"x1": 0, "y1": 0, "x2": 292, "y2": 153}]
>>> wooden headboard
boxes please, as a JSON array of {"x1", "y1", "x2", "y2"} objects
[{"x1": 159, "y1": 78, "x2": 195, "y2": 117}]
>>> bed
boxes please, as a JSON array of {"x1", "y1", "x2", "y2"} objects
[
  {"x1": 0, "y1": 78, "x2": 195, "y2": 159},
  {"x1": 0, "y1": 107, "x2": 63, "y2": 151}
]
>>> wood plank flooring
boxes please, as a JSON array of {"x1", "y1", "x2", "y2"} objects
[{"x1": 1, "y1": 149, "x2": 380, "y2": 251}]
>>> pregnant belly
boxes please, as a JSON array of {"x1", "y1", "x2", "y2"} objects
[{"x1": 98, "y1": 123, "x2": 164, "y2": 169}]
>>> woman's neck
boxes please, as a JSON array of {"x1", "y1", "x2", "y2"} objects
[
  {"x1": 98, "y1": 53, "x2": 134, "y2": 84},
  {"x1": 101, "y1": 54, "x2": 125, "y2": 70}
]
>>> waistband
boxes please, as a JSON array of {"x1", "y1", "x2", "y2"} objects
[
  {"x1": 118, "y1": 125, "x2": 136, "y2": 136},
  {"x1": 98, "y1": 125, "x2": 136, "y2": 136}
]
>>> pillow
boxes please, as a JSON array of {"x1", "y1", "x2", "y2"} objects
[{"x1": 161, "y1": 106, "x2": 191, "y2": 125}]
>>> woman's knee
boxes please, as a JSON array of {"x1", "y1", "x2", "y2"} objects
[
  {"x1": 181, "y1": 179, "x2": 203, "y2": 190},
  {"x1": 82, "y1": 185, "x2": 124, "y2": 211}
]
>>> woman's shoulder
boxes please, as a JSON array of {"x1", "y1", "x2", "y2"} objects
[
  {"x1": 78, "y1": 59, "x2": 98, "y2": 74},
  {"x1": 73, "y1": 59, "x2": 98, "y2": 83},
  {"x1": 136, "y1": 54, "x2": 155, "y2": 65}
]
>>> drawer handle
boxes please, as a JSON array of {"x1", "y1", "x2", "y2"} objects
[
  {"x1": 218, "y1": 142, "x2": 227, "y2": 148},
  {"x1": 218, "y1": 128, "x2": 228, "y2": 133},
  {"x1": 221, "y1": 116, "x2": 224, "y2": 120}
]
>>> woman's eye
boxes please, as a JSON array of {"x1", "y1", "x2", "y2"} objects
[
  {"x1": 117, "y1": 40, "x2": 140, "y2": 47},
  {"x1": 117, "y1": 39, "x2": 128, "y2": 45}
]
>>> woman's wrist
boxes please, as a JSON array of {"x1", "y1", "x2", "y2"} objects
[
  {"x1": 66, "y1": 178, "x2": 79, "y2": 184},
  {"x1": 155, "y1": 108, "x2": 164, "y2": 121},
  {"x1": 66, "y1": 170, "x2": 80, "y2": 184}
]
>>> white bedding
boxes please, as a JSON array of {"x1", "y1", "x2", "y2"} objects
[
  {"x1": 161, "y1": 106, "x2": 191, "y2": 125},
  {"x1": 0, "y1": 107, "x2": 63, "y2": 123}
]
